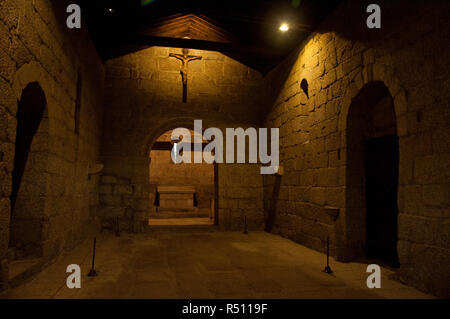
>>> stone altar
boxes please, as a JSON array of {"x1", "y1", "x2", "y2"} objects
[{"x1": 157, "y1": 186, "x2": 195, "y2": 212}]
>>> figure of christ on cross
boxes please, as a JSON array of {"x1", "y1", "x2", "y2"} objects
[{"x1": 169, "y1": 48, "x2": 202, "y2": 103}]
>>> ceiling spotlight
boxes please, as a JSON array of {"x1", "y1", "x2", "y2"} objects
[
  {"x1": 279, "y1": 23, "x2": 289, "y2": 32},
  {"x1": 107, "y1": 8, "x2": 114, "y2": 13}
]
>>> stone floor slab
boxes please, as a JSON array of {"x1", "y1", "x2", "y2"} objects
[{"x1": 5, "y1": 231, "x2": 434, "y2": 299}]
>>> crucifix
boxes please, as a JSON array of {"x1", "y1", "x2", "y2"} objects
[{"x1": 169, "y1": 48, "x2": 202, "y2": 103}]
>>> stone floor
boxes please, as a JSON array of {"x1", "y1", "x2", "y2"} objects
[{"x1": 5, "y1": 229, "x2": 433, "y2": 299}]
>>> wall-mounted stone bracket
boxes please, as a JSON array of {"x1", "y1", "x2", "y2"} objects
[
  {"x1": 88, "y1": 163, "x2": 104, "y2": 179},
  {"x1": 324, "y1": 206, "x2": 340, "y2": 222}
]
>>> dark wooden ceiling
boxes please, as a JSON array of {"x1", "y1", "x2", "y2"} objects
[{"x1": 77, "y1": 0, "x2": 341, "y2": 73}]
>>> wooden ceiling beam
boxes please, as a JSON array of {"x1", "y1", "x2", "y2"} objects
[
  {"x1": 127, "y1": 35, "x2": 282, "y2": 57},
  {"x1": 140, "y1": 13, "x2": 235, "y2": 43}
]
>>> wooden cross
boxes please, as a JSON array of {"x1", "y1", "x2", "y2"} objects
[{"x1": 169, "y1": 49, "x2": 202, "y2": 103}]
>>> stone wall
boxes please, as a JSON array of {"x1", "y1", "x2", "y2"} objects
[
  {"x1": 218, "y1": 163, "x2": 264, "y2": 230},
  {"x1": 101, "y1": 46, "x2": 265, "y2": 231},
  {"x1": 0, "y1": 0, "x2": 104, "y2": 290},
  {"x1": 262, "y1": 0, "x2": 449, "y2": 297}
]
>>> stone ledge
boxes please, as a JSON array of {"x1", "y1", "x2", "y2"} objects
[{"x1": 324, "y1": 206, "x2": 340, "y2": 221}]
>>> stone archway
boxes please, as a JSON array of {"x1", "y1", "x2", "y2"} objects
[
  {"x1": 336, "y1": 64, "x2": 408, "y2": 263},
  {"x1": 7, "y1": 62, "x2": 56, "y2": 260},
  {"x1": 142, "y1": 117, "x2": 197, "y2": 158},
  {"x1": 345, "y1": 81, "x2": 399, "y2": 266},
  {"x1": 138, "y1": 118, "x2": 197, "y2": 225},
  {"x1": 9, "y1": 82, "x2": 48, "y2": 260},
  {"x1": 148, "y1": 128, "x2": 217, "y2": 226}
]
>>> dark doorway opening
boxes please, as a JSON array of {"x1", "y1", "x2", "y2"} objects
[
  {"x1": 346, "y1": 81, "x2": 400, "y2": 267},
  {"x1": 365, "y1": 135, "x2": 400, "y2": 267}
]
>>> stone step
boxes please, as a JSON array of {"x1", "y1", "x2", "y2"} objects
[
  {"x1": 150, "y1": 211, "x2": 210, "y2": 219},
  {"x1": 146, "y1": 224, "x2": 219, "y2": 232}
]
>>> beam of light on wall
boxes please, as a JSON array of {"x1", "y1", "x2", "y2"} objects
[{"x1": 141, "y1": 0, "x2": 157, "y2": 7}]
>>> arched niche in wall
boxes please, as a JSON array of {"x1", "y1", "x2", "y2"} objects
[
  {"x1": 345, "y1": 81, "x2": 399, "y2": 267},
  {"x1": 9, "y1": 82, "x2": 49, "y2": 260}
]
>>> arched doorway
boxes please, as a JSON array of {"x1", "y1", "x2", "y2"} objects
[
  {"x1": 148, "y1": 129, "x2": 217, "y2": 226},
  {"x1": 346, "y1": 81, "x2": 399, "y2": 267},
  {"x1": 9, "y1": 82, "x2": 48, "y2": 260}
]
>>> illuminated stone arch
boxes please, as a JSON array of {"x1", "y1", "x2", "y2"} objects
[
  {"x1": 143, "y1": 117, "x2": 219, "y2": 225},
  {"x1": 338, "y1": 64, "x2": 408, "y2": 135},
  {"x1": 142, "y1": 117, "x2": 197, "y2": 157}
]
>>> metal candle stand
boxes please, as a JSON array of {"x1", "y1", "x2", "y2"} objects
[
  {"x1": 88, "y1": 237, "x2": 98, "y2": 277},
  {"x1": 323, "y1": 236, "x2": 333, "y2": 274},
  {"x1": 243, "y1": 216, "x2": 248, "y2": 234}
]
